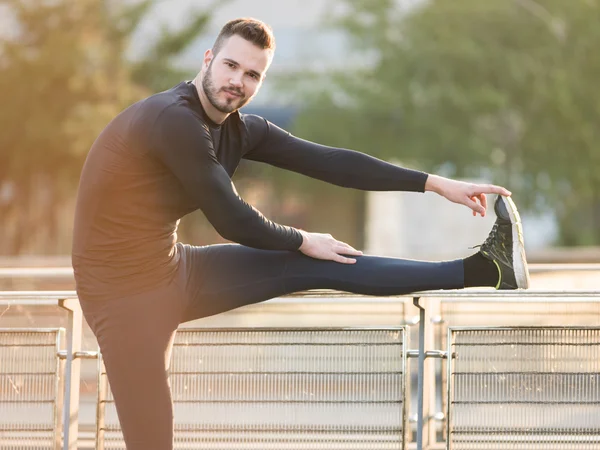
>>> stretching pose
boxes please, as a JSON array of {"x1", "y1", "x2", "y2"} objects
[{"x1": 72, "y1": 18, "x2": 529, "y2": 450}]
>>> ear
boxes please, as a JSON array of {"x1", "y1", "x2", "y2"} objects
[{"x1": 203, "y1": 49, "x2": 213, "y2": 70}]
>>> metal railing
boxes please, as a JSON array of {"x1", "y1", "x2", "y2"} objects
[
  {"x1": 1, "y1": 288, "x2": 600, "y2": 450},
  {"x1": 0, "y1": 293, "x2": 84, "y2": 450},
  {"x1": 447, "y1": 327, "x2": 600, "y2": 450},
  {"x1": 98, "y1": 327, "x2": 408, "y2": 450},
  {"x1": 0, "y1": 328, "x2": 64, "y2": 450}
]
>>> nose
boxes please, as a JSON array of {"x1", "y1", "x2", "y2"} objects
[{"x1": 229, "y1": 72, "x2": 243, "y2": 88}]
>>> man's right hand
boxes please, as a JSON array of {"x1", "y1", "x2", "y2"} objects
[{"x1": 298, "y1": 230, "x2": 363, "y2": 264}]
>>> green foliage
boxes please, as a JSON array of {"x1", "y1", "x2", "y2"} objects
[
  {"x1": 292, "y1": 0, "x2": 600, "y2": 245},
  {"x1": 0, "y1": 0, "x2": 216, "y2": 254},
  {"x1": 0, "y1": 0, "x2": 136, "y2": 253}
]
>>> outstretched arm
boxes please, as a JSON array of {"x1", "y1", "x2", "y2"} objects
[
  {"x1": 244, "y1": 118, "x2": 511, "y2": 217},
  {"x1": 150, "y1": 107, "x2": 362, "y2": 263},
  {"x1": 243, "y1": 118, "x2": 429, "y2": 192}
]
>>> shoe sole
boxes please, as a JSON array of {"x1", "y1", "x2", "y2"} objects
[{"x1": 499, "y1": 195, "x2": 530, "y2": 289}]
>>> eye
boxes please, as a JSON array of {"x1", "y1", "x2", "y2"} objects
[
  {"x1": 247, "y1": 73, "x2": 259, "y2": 80},
  {"x1": 225, "y1": 61, "x2": 235, "y2": 69}
]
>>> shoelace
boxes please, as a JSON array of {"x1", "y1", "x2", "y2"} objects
[
  {"x1": 471, "y1": 222, "x2": 506, "y2": 254},
  {"x1": 481, "y1": 222, "x2": 499, "y2": 251}
]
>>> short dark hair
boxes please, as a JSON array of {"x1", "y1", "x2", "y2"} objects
[{"x1": 212, "y1": 18, "x2": 275, "y2": 55}]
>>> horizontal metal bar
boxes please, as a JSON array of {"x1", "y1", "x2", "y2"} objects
[
  {"x1": 178, "y1": 326, "x2": 407, "y2": 332},
  {"x1": 449, "y1": 325, "x2": 600, "y2": 331},
  {"x1": 425, "y1": 350, "x2": 447, "y2": 359},
  {"x1": 172, "y1": 341, "x2": 402, "y2": 346},
  {"x1": 57, "y1": 351, "x2": 99, "y2": 360},
  {"x1": 0, "y1": 400, "x2": 55, "y2": 404},
  {"x1": 430, "y1": 412, "x2": 445, "y2": 422},
  {"x1": 1, "y1": 288, "x2": 599, "y2": 305},
  {"x1": 414, "y1": 289, "x2": 600, "y2": 298},
  {"x1": 454, "y1": 341, "x2": 600, "y2": 346},
  {"x1": 104, "y1": 399, "x2": 405, "y2": 404},
  {"x1": 452, "y1": 400, "x2": 600, "y2": 405},
  {"x1": 0, "y1": 343, "x2": 54, "y2": 347},
  {"x1": 451, "y1": 429, "x2": 600, "y2": 435},
  {"x1": 407, "y1": 350, "x2": 447, "y2": 359},
  {"x1": 453, "y1": 371, "x2": 600, "y2": 375},
  {"x1": 0, "y1": 427, "x2": 55, "y2": 432},
  {"x1": 0, "y1": 267, "x2": 74, "y2": 278},
  {"x1": 0, "y1": 328, "x2": 63, "y2": 333},
  {"x1": 440, "y1": 297, "x2": 600, "y2": 303},
  {"x1": 101, "y1": 425, "x2": 405, "y2": 433},
  {"x1": 0, "y1": 291, "x2": 76, "y2": 302},
  {"x1": 529, "y1": 263, "x2": 600, "y2": 272},
  {"x1": 0, "y1": 372, "x2": 55, "y2": 375},
  {"x1": 0, "y1": 299, "x2": 64, "y2": 307},
  {"x1": 408, "y1": 413, "x2": 445, "y2": 423},
  {"x1": 169, "y1": 371, "x2": 403, "y2": 375}
]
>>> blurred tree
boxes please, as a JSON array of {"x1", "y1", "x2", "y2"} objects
[
  {"x1": 290, "y1": 0, "x2": 600, "y2": 246},
  {"x1": 129, "y1": 1, "x2": 222, "y2": 92},
  {"x1": 0, "y1": 0, "x2": 219, "y2": 255}
]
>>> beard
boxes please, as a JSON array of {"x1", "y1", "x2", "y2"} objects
[{"x1": 202, "y1": 62, "x2": 250, "y2": 114}]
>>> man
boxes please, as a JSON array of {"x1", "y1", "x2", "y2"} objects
[{"x1": 72, "y1": 18, "x2": 529, "y2": 450}]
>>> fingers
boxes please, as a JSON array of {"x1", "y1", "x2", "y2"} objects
[
  {"x1": 466, "y1": 196, "x2": 485, "y2": 216},
  {"x1": 469, "y1": 193, "x2": 487, "y2": 217},
  {"x1": 332, "y1": 241, "x2": 362, "y2": 264},
  {"x1": 333, "y1": 254, "x2": 357, "y2": 264},
  {"x1": 472, "y1": 184, "x2": 511, "y2": 197},
  {"x1": 336, "y1": 242, "x2": 363, "y2": 256},
  {"x1": 469, "y1": 196, "x2": 477, "y2": 216},
  {"x1": 480, "y1": 193, "x2": 488, "y2": 211},
  {"x1": 299, "y1": 232, "x2": 363, "y2": 264}
]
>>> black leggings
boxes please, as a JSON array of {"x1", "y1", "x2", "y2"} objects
[{"x1": 80, "y1": 243, "x2": 464, "y2": 450}]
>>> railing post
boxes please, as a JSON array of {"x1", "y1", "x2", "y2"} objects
[
  {"x1": 427, "y1": 297, "x2": 442, "y2": 447},
  {"x1": 413, "y1": 296, "x2": 425, "y2": 450},
  {"x1": 96, "y1": 353, "x2": 107, "y2": 450},
  {"x1": 55, "y1": 329, "x2": 66, "y2": 450},
  {"x1": 58, "y1": 297, "x2": 83, "y2": 450}
]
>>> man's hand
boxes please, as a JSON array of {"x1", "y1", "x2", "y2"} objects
[
  {"x1": 425, "y1": 174, "x2": 511, "y2": 217},
  {"x1": 298, "y1": 230, "x2": 363, "y2": 264}
]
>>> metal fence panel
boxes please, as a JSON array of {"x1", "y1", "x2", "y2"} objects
[
  {"x1": 0, "y1": 328, "x2": 64, "y2": 450},
  {"x1": 447, "y1": 327, "x2": 600, "y2": 450},
  {"x1": 438, "y1": 300, "x2": 600, "y2": 443},
  {"x1": 98, "y1": 327, "x2": 407, "y2": 450}
]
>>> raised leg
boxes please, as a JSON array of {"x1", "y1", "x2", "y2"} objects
[{"x1": 179, "y1": 243, "x2": 464, "y2": 321}]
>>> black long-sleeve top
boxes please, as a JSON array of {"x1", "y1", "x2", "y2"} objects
[{"x1": 72, "y1": 81, "x2": 428, "y2": 300}]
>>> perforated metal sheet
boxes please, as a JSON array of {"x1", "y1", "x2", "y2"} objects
[
  {"x1": 0, "y1": 329, "x2": 63, "y2": 450},
  {"x1": 448, "y1": 327, "x2": 600, "y2": 450},
  {"x1": 98, "y1": 327, "x2": 406, "y2": 449}
]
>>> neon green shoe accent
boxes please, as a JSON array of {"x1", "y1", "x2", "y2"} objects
[{"x1": 492, "y1": 259, "x2": 502, "y2": 290}]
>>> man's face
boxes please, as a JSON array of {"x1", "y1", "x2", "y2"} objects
[{"x1": 202, "y1": 35, "x2": 272, "y2": 114}]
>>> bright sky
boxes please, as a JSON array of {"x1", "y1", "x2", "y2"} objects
[
  {"x1": 146, "y1": 0, "x2": 333, "y2": 29},
  {"x1": 130, "y1": 0, "x2": 424, "y2": 70}
]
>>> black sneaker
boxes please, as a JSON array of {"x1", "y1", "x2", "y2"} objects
[{"x1": 479, "y1": 195, "x2": 530, "y2": 289}]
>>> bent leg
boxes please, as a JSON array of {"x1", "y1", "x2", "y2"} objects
[
  {"x1": 80, "y1": 284, "x2": 184, "y2": 450},
  {"x1": 180, "y1": 243, "x2": 464, "y2": 321}
]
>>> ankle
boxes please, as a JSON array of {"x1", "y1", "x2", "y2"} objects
[{"x1": 463, "y1": 252, "x2": 500, "y2": 288}]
